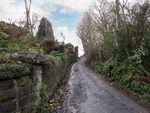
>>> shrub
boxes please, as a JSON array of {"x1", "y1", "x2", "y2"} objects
[
  {"x1": 42, "y1": 38, "x2": 54, "y2": 55},
  {"x1": 54, "y1": 43, "x2": 59, "y2": 51},
  {"x1": 59, "y1": 42, "x2": 65, "y2": 53},
  {"x1": 67, "y1": 47, "x2": 73, "y2": 53},
  {"x1": 75, "y1": 46, "x2": 78, "y2": 53},
  {"x1": 69, "y1": 53, "x2": 77, "y2": 64},
  {"x1": 65, "y1": 43, "x2": 74, "y2": 49},
  {"x1": 5, "y1": 25, "x2": 19, "y2": 39}
]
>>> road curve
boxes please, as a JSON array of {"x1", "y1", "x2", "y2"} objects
[{"x1": 60, "y1": 57, "x2": 149, "y2": 113}]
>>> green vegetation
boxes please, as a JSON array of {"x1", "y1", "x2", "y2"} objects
[
  {"x1": 0, "y1": 15, "x2": 78, "y2": 112},
  {"x1": 0, "y1": 63, "x2": 32, "y2": 78},
  {"x1": 37, "y1": 49, "x2": 77, "y2": 112},
  {"x1": 42, "y1": 38, "x2": 54, "y2": 55},
  {"x1": 65, "y1": 43, "x2": 74, "y2": 49},
  {"x1": 77, "y1": 0, "x2": 150, "y2": 103}
]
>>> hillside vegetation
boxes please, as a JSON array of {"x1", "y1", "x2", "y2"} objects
[{"x1": 77, "y1": 0, "x2": 150, "y2": 103}]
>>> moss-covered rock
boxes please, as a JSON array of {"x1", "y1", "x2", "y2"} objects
[
  {"x1": 0, "y1": 99, "x2": 17, "y2": 113},
  {"x1": 18, "y1": 94, "x2": 31, "y2": 108},
  {"x1": 18, "y1": 84, "x2": 31, "y2": 97},
  {"x1": 31, "y1": 97, "x2": 41, "y2": 112},
  {"x1": 31, "y1": 91, "x2": 41, "y2": 101},
  {"x1": 19, "y1": 102, "x2": 31, "y2": 113},
  {"x1": 0, "y1": 63, "x2": 31, "y2": 79},
  {"x1": 0, "y1": 79, "x2": 15, "y2": 91},
  {"x1": 17, "y1": 75, "x2": 30, "y2": 87},
  {"x1": 0, "y1": 88, "x2": 17, "y2": 102},
  {"x1": 11, "y1": 52, "x2": 46, "y2": 64}
]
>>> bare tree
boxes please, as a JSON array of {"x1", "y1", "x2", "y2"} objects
[
  {"x1": 76, "y1": 9, "x2": 100, "y2": 61},
  {"x1": 60, "y1": 31, "x2": 65, "y2": 42},
  {"x1": 30, "y1": 13, "x2": 39, "y2": 35},
  {"x1": 24, "y1": 0, "x2": 31, "y2": 52}
]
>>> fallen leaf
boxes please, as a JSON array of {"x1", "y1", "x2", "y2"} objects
[
  {"x1": 110, "y1": 83, "x2": 114, "y2": 85},
  {"x1": 17, "y1": 61, "x2": 22, "y2": 63},
  {"x1": 50, "y1": 99, "x2": 54, "y2": 102},
  {"x1": 44, "y1": 108, "x2": 46, "y2": 111},
  {"x1": 49, "y1": 104, "x2": 53, "y2": 106}
]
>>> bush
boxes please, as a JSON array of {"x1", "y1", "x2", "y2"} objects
[
  {"x1": 5, "y1": 25, "x2": 19, "y2": 39},
  {"x1": 69, "y1": 54, "x2": 77, "y2": 64},
  {"x1": 54, "y1": 43, "x2": 59, "y2": 51},
  {"x1": 65, "y1": 43, "x2": 74, "y2": 49},
  {"x1": 67, "y1": 47, "x2": 73, "y2": 53},
  {"x1": 59, "y1": 42, "x2": 65, "y2": 53},
  {"x1": 42, "y1": 38, "x2": 54, "y2": 54},
  {"x1": 75, "y1": 46, "x2": 78, "y2": 53}
]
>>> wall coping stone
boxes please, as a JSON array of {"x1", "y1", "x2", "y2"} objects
[{"x1": 11, "y1": 52, "x2": 46, "y2": 65}]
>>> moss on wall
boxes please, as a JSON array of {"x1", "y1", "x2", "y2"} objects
[{"x1": 0, "y1": 63, "x2": 32, "y2": 79}]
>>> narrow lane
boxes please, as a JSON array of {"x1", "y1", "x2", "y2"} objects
[{"x1": 61, "y1": 57, "x2": 149, "y2": 113}]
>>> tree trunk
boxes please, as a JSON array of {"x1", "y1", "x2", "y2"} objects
[{"x1": 24, "y1": 0, "x2": 31, "y2": 52}]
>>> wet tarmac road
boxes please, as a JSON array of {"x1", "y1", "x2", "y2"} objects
[{"x1": 60, "y1": 57, "x2": 149, "y2": 113}]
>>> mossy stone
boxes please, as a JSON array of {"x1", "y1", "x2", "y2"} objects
[
  {"x1": 17, "y1": 75, "x2": 30, "y2": 87},
  {"x1": 18, "y1": 94, "x2": 31, "y2": 108},
  {"x1": 0, "y1": 63, "x2": 31, "y2": 79},
  {"x1": 30, "y1": 91, "x2": 40, "y2": 101},
  {"x1": 19, "y1": 102, "x2": 31, "y2": 113},
  {"x1": 31, "y1": 101, "x2": 38, "y2": 106},
  {"x1": 0, "y1": 79, "x2": 15, "y2": 91},
  {"x1": 0, "y1": 99, "x2": 17, "y2": 113},
  {"x1": 0, "y1": 88, "x2": 17, "y2": 102},
  {"x1": 18, "y1": 84, "x2": 31, "y2": 97},
  {"x1": 11, "y1": 52, "x2": 46, "y2": 64}
]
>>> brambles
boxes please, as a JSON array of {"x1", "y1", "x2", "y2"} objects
[{"x1": 42, "y1": 38, "x2": 54, "y2": 55}]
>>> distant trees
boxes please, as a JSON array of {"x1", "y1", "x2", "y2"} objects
[
  {"x1": 65, "y1": 43, "x2": 74, "y2": 49},
  {"x1": 77, "y1": 10, "x2": 96, "y2": 52},
  {"x1": 77, "y1": 0, "x2": 150, "y2": 103},
  {"x1": 36, "y1": 17, "x2": 54, "y2": 41},
  {"x1": 77, "y1": 0, "x2": 150, "y2": 63}
]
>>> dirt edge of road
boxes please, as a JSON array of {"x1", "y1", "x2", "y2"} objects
[
  {"x1": 48, "y1": 62, "x2": 75, "y2": 112},
  {"x1": 82, "y1": 61, "x2": 150, "y2": 113}
]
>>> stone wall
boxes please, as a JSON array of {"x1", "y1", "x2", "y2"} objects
[
  {"x1": 0, "y1": 52, "x2": 77, "y2": 113},
  {"x1": 0, "y1": 53, "x2": 44, "y2": 113}
]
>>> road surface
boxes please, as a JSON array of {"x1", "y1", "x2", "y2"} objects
[{"x1": 60, "y1": 57, "x2": 149, "y2": 113}]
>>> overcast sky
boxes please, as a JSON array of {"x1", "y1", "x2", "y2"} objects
[
  {"x1": 0, "y1": 0, "x2": 139, "y2": 56},
  {"x1": 0, "y1": 0, "x2": 95, "y2": 56}
]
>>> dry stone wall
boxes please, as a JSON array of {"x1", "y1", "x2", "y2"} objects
[
  {"x1": 0, "y1": 52, "x2": 77, "y2": 113},
  {"x1": 0, "y1": 53, "x2": 44, "y2": 113}
]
